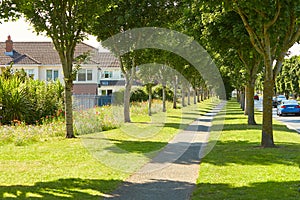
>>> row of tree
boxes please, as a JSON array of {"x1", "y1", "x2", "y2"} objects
[
  {"x1": 276, "y1": 55, "x2": 300, "y2": 99},
  {"x1": 1, "y1": 1, "x2": 299, "y2": 147},
  {"x1": 192, "y1": 1, "x2": 300, "y2": 147}
]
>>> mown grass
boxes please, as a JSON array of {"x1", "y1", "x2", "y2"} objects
[
  {"x1": 0, "y1": 99, "x2": 216, "y2": 199},
  {"x1": 192, "y1": 99, "x2": 300, "y2": 200}
]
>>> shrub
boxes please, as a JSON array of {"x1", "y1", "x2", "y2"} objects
[
  {"x1": 130, "y1": 87, "x2": 148, "y2": 102},
  {"x1": 153, "y1": 85, "x2": 174, "y2": 101},
  {"x1": 0, "y1": 70, "x2": 64, "y2": 125}
]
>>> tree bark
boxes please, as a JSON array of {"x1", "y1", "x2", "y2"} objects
[
  {"x1": 124, "y1": 73, "x2": 133, "y2": 123},
  {"x1": 162, "y1": 83, "x2": 166, "y2": 112},
  {"x1": 240, "y1": 90, "x2": 245, "y2": 111},
  {"x1": 261, "y1": 79, "x2": 275, "y2": 147},
  {"x1": 193, "y1": 89, "x2": 197, "y2": 104},
  {"x1": 246, "y1": 82, "x2": 257, "y2": 125},
  {"x1": 237, "y1": 90, "x2": 241, "y2": 102},
  {"x1": 65, "y1": 79, "x2": 75, "y2": 138},
  {"x1": 187, "y1": 87, "x2": 191, "y2": 105},
  {"x1": 173, "y1": 76, "x2": 178, "y2": 109},
  {"x1": 148, "y1": 84, "x2": 152, "y2": 116},
  {"x1": 244, "y1": 87, "x2": 248, "y2": 115},
  {"x1": 181, "y1": 87, "x2": 186, "y2": 107}
]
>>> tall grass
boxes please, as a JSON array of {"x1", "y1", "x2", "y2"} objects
[
  {"x1": 0, "y1": 75, "x2": 64, "y2": 125},
  {"x1": 0, "y1": 121, "x2": 65, "y2": 146}
]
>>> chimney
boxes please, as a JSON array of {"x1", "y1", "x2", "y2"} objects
[{"x1": 5, "y1": 35, "x2": 13, "y2": 52}]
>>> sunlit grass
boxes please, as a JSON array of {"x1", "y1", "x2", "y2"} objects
[
  {"x1": 0, "y1": 99, "x2": 217, "y2": 199},
  {"x1": 192, "y1": 99, "x2": 300, "y2": 200}
]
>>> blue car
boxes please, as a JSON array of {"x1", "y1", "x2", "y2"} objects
[{"x1": 277, "y1": 100, "x2": 300, "y2": 116}]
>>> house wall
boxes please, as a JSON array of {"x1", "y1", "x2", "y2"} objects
[
  {"x1": 12, "y1": 65, "x2": 40, "y2": 80},
  {"x1": 73, "y1": 83, "x2": 98, "y2": 95}
]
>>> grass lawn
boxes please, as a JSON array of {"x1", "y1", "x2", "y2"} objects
[
  {"x1": 0, "y1": 99, "x2": 216, "y2": 199},
  {"x1": 192, "y1": 99, "x2": 300, "y2": 200}
]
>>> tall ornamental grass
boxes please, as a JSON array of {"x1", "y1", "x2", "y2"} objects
[{"x1": 0, "y1": 73, "x2": 64, "y2": 125}]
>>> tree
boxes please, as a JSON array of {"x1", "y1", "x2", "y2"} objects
[
  {"x1": 13, "y1": 0, "x2": 107, "y2": 137},
  {"x1": 201, "y1": 10, "x2": 263, "y2": 125},
  {"x1": 228, "y1": 0, "x2": 300, "y2": 147},
  {"x1": 91, "y1": 0, "x2": 180, "y2": 122},
  {"x1": 136, "y1": 63, "x2": 160, "y2": 116}
]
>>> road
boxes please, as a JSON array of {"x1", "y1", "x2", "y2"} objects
[{"x1": 254, "y1": 98, "x2": 300, "y2": 134}]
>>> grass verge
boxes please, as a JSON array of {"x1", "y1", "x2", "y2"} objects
[
  {"x1": 0, "y1": 99, "x2": 216, "y2": 199},
  {"x1": 192, "y1": 99, "x2": 300, "y2": 200}
]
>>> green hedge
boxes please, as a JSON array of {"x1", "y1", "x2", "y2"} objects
[{"x1": 112, "y1": 85, "x2": 174, "y2": 103}]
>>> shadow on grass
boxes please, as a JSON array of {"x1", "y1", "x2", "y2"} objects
[
  {"x1": 0, "y1": 178, "x2": 122, "y2": 199},
  {"x1": 222, "y1": 123, "x2": 294, "y2": 132},
  {"x1": 105, "y1": 138, "x2": 168, "y2": 154},
  {"x1": 193, "y1": 181, "x2": 300, "y2": 200},
  {"x1": 201, "y1": 139, "x2": 300, "y2": 167}
]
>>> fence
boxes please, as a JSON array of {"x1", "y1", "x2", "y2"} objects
[{"x1": 73, "y1": 95, "x2": 112, "y2": 110}]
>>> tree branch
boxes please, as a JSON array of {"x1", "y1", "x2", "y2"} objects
[
  {"x1": 235, "y1": 6, "x2": 264, "y2": 55},
  {"x1": 264, "y1": 0, "x2": 281, "y2": 30}
]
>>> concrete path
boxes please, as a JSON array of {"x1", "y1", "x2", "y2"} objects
[{"x1": 105, "y1": 101, "x2": 226, "y2": 200}]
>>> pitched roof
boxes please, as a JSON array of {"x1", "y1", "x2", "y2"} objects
[{"x1": 0, "y1": 41, "x2": 120, "y2": 67}]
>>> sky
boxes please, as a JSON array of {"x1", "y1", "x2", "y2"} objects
[
  {"x1": 0, "y1": 18, "x2": 108, "y2": 51},
  {"x1": 0, "y1": 18, "x2": 299, "y2": 56}
]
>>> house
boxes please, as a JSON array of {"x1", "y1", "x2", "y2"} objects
[{"x1": 0, "y1": 36, "x2": 125, "y2": 97}]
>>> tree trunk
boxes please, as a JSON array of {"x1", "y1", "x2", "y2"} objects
[
  {"x1": 244, "y1": 87, "x2": 248, "y2": 115},
  {"x1": 240, "y1": 90, "x2": 245, "y2": 111},
  {"x1": 246, "y1": 82, "x2": 257, "y2": 125},
  {"x1": 148, "y1": 84, "x2": 152, "y2": 116},
  {"x1": 124, "y1": 76, "x2": 132, "y2": 123},
  {"x1": 193, "y1": 89, "x2": 197, "y2": 104},
  {"x1": 181, "y1": 87, "x2": 186, "y2": 107},
  {"x1": 65, "y1": 79, "x2": 75, "y2": 138},
  {"x1": 187, "y1": 87, "x2": 191, "y2": 105},
  {"x1": 200, "y1": 88, "x2": 204, "y2": 101},
  {"x1": 237, "y1": 90, "x2": 241, "y2": 102},
  {"x1": 162, "y1": 83, "x2": 166, "y2": 112},
  {"x1": 173, "y1": 76, "x2": 177, "y2": 109},
  {"x1": 261, "y1": 79, "x2": 275, "y2": 147}
]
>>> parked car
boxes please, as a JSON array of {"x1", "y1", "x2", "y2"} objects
[
  {"x1": 277, "y1": 100, "x2": 300, "y2": 116},
  {"x1": 276, "y1": 95, "x2": 287, "y2": 104},
  {"x1": 254, "y1": 94, "x2": 259, "y2": 100}
]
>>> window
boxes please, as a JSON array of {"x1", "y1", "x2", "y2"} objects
[
  {"x1": 103, "y1": 71, "x2": 112, "y2": 79},
  {"x1": 46, "y1": 69, "x2": 59, "y2": 81},
  {"x1": 24, "y1": 69, "x2": 35, "y2": 78},
  {"x1": 77, "y1": 69, "x2": 93, "y2": 81},
  {"x1": 101, "y1": 90, "x2": 106, "y2": 96},
  {"x1": 101, "y1": 81, "x2": 109, "y2": 86},
  {"x1": 107, "y1": 90, "x2": 113, "y2": 96},
  {"x1": 100, "y1": 90, "x2": 113, "y2": 96}
]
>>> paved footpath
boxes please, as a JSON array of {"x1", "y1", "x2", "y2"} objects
[{"x1": 105, "y1": 101, "x2": 226, "y2": 200}]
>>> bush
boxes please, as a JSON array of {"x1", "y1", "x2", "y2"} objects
[
  {"x1": 153, "y1": 85, "x2": 174, "y2": 101},
  {"x1": 130, "y1": 87, "x2": 148, "y2": 102},
  {"x1": 0, "y1": 69, "x2": 64, "y2": 125}
]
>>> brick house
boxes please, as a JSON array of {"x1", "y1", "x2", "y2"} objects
[{"x1": 0, "y1": 36, "x2": 124, "y2": 96}]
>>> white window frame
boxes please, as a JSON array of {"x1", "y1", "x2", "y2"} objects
[
  {"x1": 46, "y1": 69, "x2": 59, "y2": 81},
  {"x1": 77, "y1": 69, "x2": 93, "y2": 82}
]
